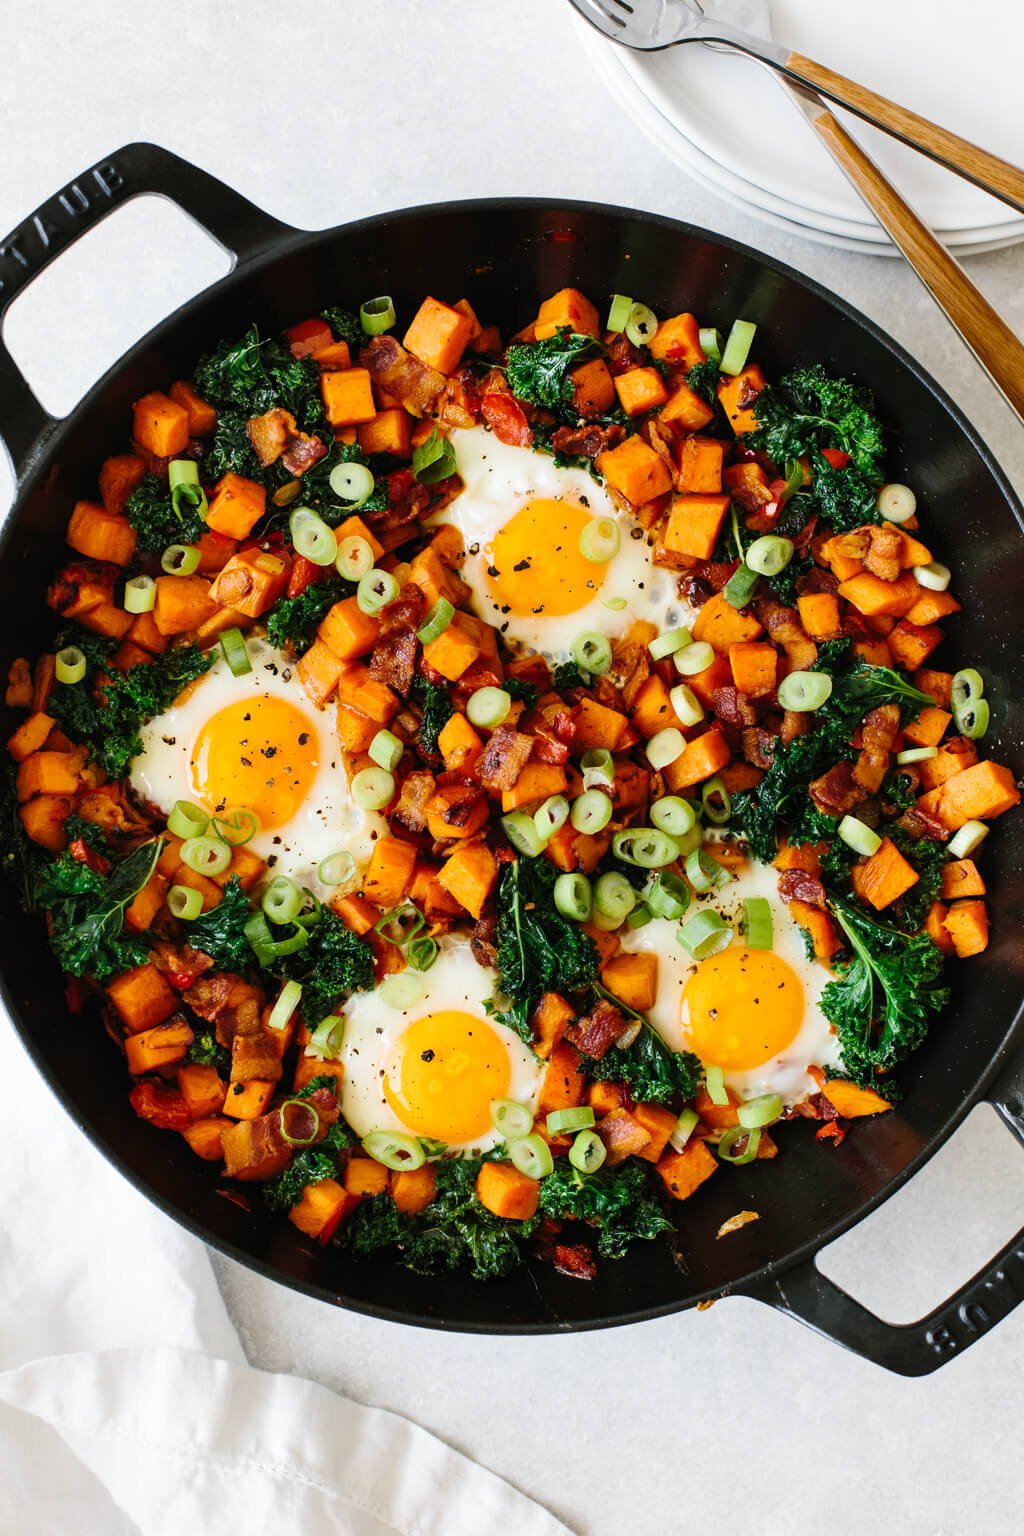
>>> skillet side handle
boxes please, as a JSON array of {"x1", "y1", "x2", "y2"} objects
[
  {"x1": 751, "y1": 1040, "x2": 1024, "y2": 1375},
  {"x1": 0, "y1": 142, "x2": 297, "y2": 480}
]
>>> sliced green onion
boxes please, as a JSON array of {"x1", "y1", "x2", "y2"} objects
[
  {"x1": 554, "y1": 872, "x2": 592, "y2": 922},
  {"x1": 722, "y1": 562, "x2": 760, "y2": 610},
  {"x1": 673, "y1": 640, "x2": 715, "y2": 676},
  {"x1": 778, "y1": 670, "x2": 833, "y2": 712},
  {"x1": 670, "y1": 683, "x2": 704, "y2": 728},
  {"x1": 743, "y1": 896, "x2": 773, "y2": 950},
  {"x1": 309, "y1": 1013, "x2": 345, "y2": 1058},
  {"x1": 745, "y1": 535, "x2": 793, "y2": 577},
  {"x1": 336, "y1": 534, "x2": 375, "y2": 580},
  {"x1": 569, "y1": 1128, "x2": 607, "y2": 1174},
  {"x1": 650, "y1": 795, "x2": 697, "y2": 838},
  {"x1": 571, "y1": 631, "x2": 613, "y2": 675},
  {"x1": 593, "y1": 871, "x2": 636, "y2": 922},
  {"x1": 612, "y1": 827, "x2": 680, "y2": 870},
  {"x1": 685, "y1": 847, "x2": 730, "y2": 892},
  {"x1": 509, "y1": 1133, "x2": 554, "y2": 1181},
  {"x1": 352, "y1": 766, "x2": 395, "y2": 809},
  {"x1": 838, "y1": 815, "x2": 882, "y2": 858},
  {"x1": 379, "y1": 972, "x2": 426, "y2": 1011},
  {"x1": 55, "y1": 645, "x2": 87, "y2": 685},
  {"x1": 948, "y1": 820, "x2": 989, "y2": 859},
  {"x1": 606, "y1": 293, "x2": 633, "y2": 332},
  {"x1": 219, "y1": 626, "x2": 252, "y2": 678},
  {"x1": 913, "y1": 561, "x2": 951, "y2": 592},
  {"x1": 951, "y1": 668, "x2": 989, "y2": 739},
  {"x1": 168, "y1": 799, "x2": 209, "y2": 840},
  {"x1": 362, "y1": 1129, "x2": 426, "y2": 1170},
  {"x1": 547, "y1": 1106, "x2": 595, "y2": 1136},
  {"x1": 951, "y1": 668, "x2": 984, "y2": 709},
  {"x1": 646, "y1": 727, "x2": 685, "y2": 770},
  {"x1": 876, "y1": 483, "x2": 916, "y2": 523},
  {"x1": 719, "y1": 318, "x2": 757, "y2": 377},
  {"x1": 647, "y1": 870, "x2": 690, "y2": 921},
  {"x1": 705, "y1": 1065, "x2": 729, "y2": 1105},
  {"x1": 261, "y1": 875, "x2": 302, "y2": 926},
  {"x1": 244, "y1": 912, "x2": 309, "y2": 963},
  {"x1": 570, "y1": 788, "x2": 612, "y2": 834},
  {"x1": 627, "y1": 902, "x2": 653, "y2": 929},
  {"x1": 369, "y1": 728, "x2": 403, "y2": 773},
  {"x1": 124, "y1": 575, "x2": 156, "y2": 614},
  {"x1": 678, "y1": 910, "x2": 734, "y2": 961},
  {"x1": 502, "y1": 810, "x2": 546, "y2": 858},
  {"x1": 181, "y1": 835, "x2": 231, "y2": 876},
  {"x1": 329, "y1": 461, "x2": 375, "y2": 508},
  {"x1": 603, "y1": 596, "x2": 628, "y2": 612},
  {"x1": 673, "y1": 823, "x2": 704, "y2": 858},
  {"x1": 318, "y1": 850, "x2": 356, "y2": 888},
  {"x1": 467, "y1": 686, "x2": 511, "y2": 729},
  {"x1": 168, "y1": 459, "x2": 208, "y2": 521},
  {"x1": 534, "y1": 794, "x2": 570, "y2": 842},
  {"x1": 268, "y1": 979, "x2": 303, "y2": 1033},
  {"x1": 168, "y1": 884, "x2": 202, "y2": 921},
  {"x1": 649, "y1": 627, "x2": 692, "y2": 660},
  {"x1": 412, "y1": 427, "x2": 456, "y2": 484},
  {"x1": 290, "y1": 506, "x2": 337, "y2": 566},
  {"x1": 699, "y1": 327, "x2": 723, "y2": 364},
  {"x1": 896, "y1": 745, "x2": 938, "y2": 765},
  {"x1": 357, "y1": 568, "x2": 399, "y2": 615},
  {"x1": 738, "y1": 1092, "x2": 783, "y2": 1129},
  {"x1": 373, "y1": 903, "x2": 425, "y2": 947},
  {"x1": 581, "y1": 748, "x2": 614, "y2": 790},
  {"x1": 416, "y1": 598, "x2": 455, "y2": 644},
  {"x1": 625, "y1": 302, "x2": 658, "y2": 348},
  {"x1": 490, "y1": 1098, "x2": 533, "y2": 1140},
  {"x1": 278, "y1": 1099, "x2": 320, "y2": 1147},
  {"x1": 701, "y1": 777, "x2": 732, "y2": 825},
  {"x1": 209, "y1": 807, "x2": 259, "y2": 846},
  {"x1": 407, "y1": 935, "x2": 439, "y2": 972},
  {"x1": 579, "y1": 516, "x2": 621, "y2": 563},
  {"x1": 777, "y1": 457, "x2": 805, "y2": 509},
  {"x1": 360, "y1": 295, "x2": 396, "y2": 335},
  {"x1": 717, "y1": 1125, "x2": 762, "y2": 1165},
  {"x1": 669, "y1": 1107, "x2": 700, "y2": 1153}
]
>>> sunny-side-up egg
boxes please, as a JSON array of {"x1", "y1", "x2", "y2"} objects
[
  {"x1": 131, "y1": 636, "x2": 385, "y2": 889},
  {"x1": 340, "y1": 938, "x2": 546, "y2": 1155},
  {"x1": 431, "y1": 425, "x2": 694, "y2": 660},
  {"x1": 618, "y1": 857, "x2": 844, "y2": 1107}
]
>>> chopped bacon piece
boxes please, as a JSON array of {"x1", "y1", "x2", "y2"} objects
[
  {"x1": 604, "y1": 334, "x2": 644, "y2": 375},
  {"x1": 566, "y1": 998, "x2": 627, "y2": 1061},
  {"x1": 853, "y1": 704, "x2": 900, "y2": 794},
  {"x1": 246, "y1": 408, "x2": 292, "y2": 467},
  {"x1": 742, "y1": 727, "x2": 776, "y2": 769},
  {"x1": 552, "y1": 1243, "x2": 597, "y2": 1281},
  {"x1": 471, "y1": 910, "x2": 498, "y2": 969},
  {"x1": 755, "y1": 597, "x2": 818, "y2": 670},
  {"x1": 369, "y1": 628, "x2": 418, "y2": 695},
  {"x1": 810, "y1": 760, "x2": 867, "y2": 816},
  {"x1": 281, "y1": 430, "x2": 327, "y2": 477},
  {"x1": 897, "y1": 805, "x2": 948, "y2": 842},
  {"x1": 476, "y1": 723, "x2": 534, "y2": 792},
  {"x1": 779, "y1": 709, "x2": 810, "y2": 745},
  {"x1": 391, "y1": 769, "x2": 436, "y2": 835},
  {"x1": 549, "y1": 423, "x2": 625, "y2": 460},
  {"x1": 480, "y1": 391, "x2": 533, "y2": 447},
  {"x1": 714, "y1": 685, "x2": 758, "y2": 729},
  {"x1": 151, "y1": 941, "x2": 213, "y2": 992},
  {"x1": 380, "y1": 583, "x2": 427, "y2": 636},
  {"x1": 778, "y1": 869, "x2": 827, "y2": 908},
  {"x1": 360, "y1": 335, "x2": 445, "y2": 416},
  {"x1": 863, "y1": 525, "x2": 903, "y2": 582},
  {"x1": 595, "y1": 1108, "x2": 652, "y2": 1165}
]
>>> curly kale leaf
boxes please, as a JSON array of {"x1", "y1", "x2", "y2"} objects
[
  {"x1": 201, "y1": 407, "x2": 263, "y2": 482},
  {"x1": 887, "y1": 827, "x2": 948, "y2": 932},
  {"x1": 503, "y1": 676, "x2": 538, "y2": 709},
  {"x1": 538, "y1": 1160, "x2": 672, "y2": 1260},
  {"x1": 505, "y1": 329, "x2": 602, "y2": 415},
  {"x1": 321, "y1": 306, "x2": 365, "y2": 351},
  {"x1": 412, "y1": 674, "x2": 455, "y2": 758},
  {"x1": 685, "y1": 358, "x2": 721, "y2": 404},
  {"x1": 265, "y1": 577, "x2": 352, "y2": 651},
  {"x1": 748, "y1": 364, "x2": 886, "y2": 482},
  {"x1": 35, "y1": 838, "x2": 162, "y2": 981},
  {"x1": 186, "y1": 1029, "x2": 232, "y2": 1077},
  {"x1": 827, "y1": 661, "x2": 933, "y2": 727},
  {"x1": 263, "y1": 1148, "x2": 339, "y2": 1215},
  {"x1": 297, "y1": 441, "x2": 387, "y2": 523},
  {"x1": 124, "y1": 473, "x2": 207, "y2": 552},
  {"x1": 493, "y1": 857, "x2": 599, "y2": 1019},
  {"x1": 553, "y1": 660, "x2": 586, "y2": 693},
  {"x1": 279, "y1": 900, "x2": 374, "y2": 1023},
  {"x1": 805, "y1": 452, "x2": 882, "y2": 534},
  {"x1": 582, "y1": 981, "x2": 701, "y2": 1106},
  {"x1": 193, "y1": 324, "x2": 324, "y2": 431},
  {"x1": 822, "y1": 894, "x2": 949, "y2": 1087},
  {"x1": 187, "y1": 875, "x2": 253, "y2": 970},
  {"x1": 0, "y1": 763, "x2": 47, "y2": 908}
]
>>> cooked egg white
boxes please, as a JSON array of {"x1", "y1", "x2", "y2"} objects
[
  {"x1": 432, "y1": 426, "x2": 694, "y2": 659},
  {"x1": 619, "y1": 857, "x2": 843, "y2": 1106},
  {"x1": 130, "y1": 636, "x2": 384, "y2": 889},
  {"x1": 339, "y1": 938, "x2": 545, "y2": 1155}
]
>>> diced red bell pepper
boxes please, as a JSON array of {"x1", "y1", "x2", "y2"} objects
[
  {"x1": 820, "y1": 447, "x2": 851, "y2": 469},
  {"x1": 129, "y1": 1081, "x2": 191, "y2": 1131},
  {"x1": 287, "y1": 318, "x2": 334, "y2": 359}
]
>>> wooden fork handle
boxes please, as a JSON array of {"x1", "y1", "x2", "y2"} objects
[
  {"x1": 809, "y1": 107, "x2": 1024, "y2": 424},
  {"x1": 783, "y1": 53, "x2": 1024, "y2": 217}
]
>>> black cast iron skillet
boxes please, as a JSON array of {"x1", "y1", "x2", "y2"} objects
[{"x1": 1, "y1": 144, "x2": 1022, "y2": 1374}]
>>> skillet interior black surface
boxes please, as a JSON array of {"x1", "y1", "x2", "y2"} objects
[{"x1": 1, "y1": 162, "x2": 1022, "y2": 1353}]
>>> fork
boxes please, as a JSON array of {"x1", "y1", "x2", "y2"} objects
[
  {"x1": 570, "y1": 0, "x2": 1024, "y2": 423},
  {"x1": 570, "y1": 0, "x2": 1024, "y2": 216}
]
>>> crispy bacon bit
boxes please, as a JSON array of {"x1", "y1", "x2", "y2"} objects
[
  {"x1": 380, "y1": 584, "x2": 427, "y2": 636},
  {"x1": 595, "y1": 1107, "x2": 652, "y2": 1165},
  {"x1": 246, "y1": 408, "x2": 292, "y2": 467},
  {"x1": 863, "y1": 524, "x2": 904, "y2": 582},
  {"x1": 604, "y1": 333, "x2": 644, "y2": 375},
  {"x1": 379, "y1": 467, "x2": 432, "y2": 528},
  {"x1": 549, "y1": 423, "x2": 625, "y2": 460},
  {"x1": 427, "y1": 782, "x2": 485, "y2": 839},
  {"x1": 755, "y1": 598, "x2": 818, "y2": 671},
  {"x1": 566, "y1": 998, "x2": 626, "y2": 1061},
  {"x1": 742, "y1": 727, "x2": 776, "y2": 770},
  {"x1": 779, "y1": 709, "x2": 810, "y2": 745},
  {"x1": 476, "y1": 723, "x2": 534, "y2": 792},
  {"x1": 471, "y1": 909, "x2": 498, "y2": 969},
  {"x1": 897, "y1": 805, "x2": 948, "y2": 842},
  {"x1": 182, "y1": 972, "x2": 233, "y2": 1021},
  {"x1": 714, "y1": 685, "x2": 758, "y2": 729},
  {"x1": 151, "y1": 941, "x2": 213, "y2": 992},
  {"x1": 552, "y1": 1243, "x2": 597, "y2": 1280},
  {"x1": 230, "y1": 1026, "x2": 283, "y2": 1085},
  {"x1": 678, "y1": 573, "x2": 713, "y2": 608},
  {"x1": 853, "y1": 703, "x2": 900, "y2": 794},
  {"x1": 810, "y1": 760, "x2": 867, "y2": 816},
  {"x1": 360, "y1": 335, "x2": 445, "y2": 416},
  {"x1": 480, "y1": 391, "x2": 533, "y2": 447},
  {"x1": 797, "y1": 564, "x2": 839, "y2": 597},
  {"x1": 391, "y1": 769, "x2": 436, "y2": 834},
  {"x1": 778, "y1": 869, "x2": 827, "y2": 908},
  {"x1": 524, "y1": 716, "x2": 571, "y2": 765},
  {"x1": 369, "y1": 628, "x2": 418, "y2": 695},
  {"x1": 281, "y1": 430, "x2": 327, "y2": 477},
  {"x1": 613, "y1": 640, "x2": 652, "y2": 710}
]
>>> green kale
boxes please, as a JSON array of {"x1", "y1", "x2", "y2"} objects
[
  {"x1": 583, "y1": 982, "x2": 701, "y2": 1106},
  {"x1": 63, "y1": 814, "x2": 109, "y2": 853},
  {"x1": 265, "y1": 577, "x2": 352, "y2": 651},
  {"x1": 887, "y1": 826, "x2": 948, "y2": 932},
  {"x1": 747, "y1": 364, "x2": 886, "y2": 481},
  {"x1": 685, "y1": 358, "x2": 721, "y2": 404},
  {"x1": 504, "y1": 676, "x2": 538, "y2": 708},
  {"x1": 412, "y1": 674, "x2": 455, "y2": 757},
  {"x1": 50, "y1": 642, "x2": 213, "y2": 780},
  {"x1": 321, "y1": 306, "x2": 365, "y2": 351},
  {"x1": 279, "y1": 900, "x2": 375, "y2": 1023},
  {"x1": 493, "y1": 857, "x2": 599, "y2": 1028},
  {"x1": 882, "y1": 768, "x2": 917, "y2": 813},
  {"x1": 538, "y1": 1160, "x2": 672, "y2": 1259},
  {"x1": 263, "y1": 1148, "x2": 339, "y2": 1214},
  {"x1": 186, "y1": 1029, "x2": 232, "y2": 1077},
  {"x1": 298, "y1": 441, "x2": 388, "y2": 523},
  {"x1": 504, "y1": 329, "x2": 602, "y2": 415},
  {"x1": 822, "y1": 894, "x2": 949, "y2": 1087},
  {"x1": 201, "y1": 407, "x2": 263, "y2": 483},
  {"x1": 806, "y1": 452, "x2": 882, "y2": 533},
  {"x1": 827, "y1": 660, "x2": 933, "y2": 727},
  {"x1": 187, "y1": 874, "x2": 253, "y2": 970},
  {"x1": 553, "y1": 660, "x2": 585, "y2": 692},
  {"x1": 0, "y1": 762, "x2": 47, "y2": 908},
  {"x1": 35, "y1": 838, "x2": 162, "y2": 981},
  {"x1": 124, "y1": 473, "x2": 207, "y2": 552},
  {"x1": 193, "y1": 324, "x2": 325, "y2": 431}
]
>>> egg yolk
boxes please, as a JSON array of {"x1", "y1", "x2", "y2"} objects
[
  {"x1": 681, "y1": 945, "x2": 805, "y2": 1070},
  {"x1": 484, "y1": 498, "x2": 607, "y2": 617},
  {"x1": 190, "y1": 697, "x2": 319, "y2": 831},
  {"x1": 383, "y1": 1010, "x2": 512, "y2": 1143}
]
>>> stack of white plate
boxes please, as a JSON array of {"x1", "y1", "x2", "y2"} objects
[{"x1": 575, "y1": 0, "x2": 1024, "y2": 256}]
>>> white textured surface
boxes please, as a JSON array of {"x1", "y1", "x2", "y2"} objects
[{"x1": 1, "y1": 3, "x2": 1023, "y2": 1533}]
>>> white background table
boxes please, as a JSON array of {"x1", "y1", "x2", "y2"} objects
[{"x1": 2, "y1": 3, "x2": 1022, "y2": 1531}]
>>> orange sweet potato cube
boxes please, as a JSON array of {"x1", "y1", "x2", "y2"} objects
[
  {"x1": 659, "y1": 380, "x2": 715, "y2": 432},
  {"x1": 98, "y1": 453, "x2": 147, "y2": 515},
  {"x1": 321, "y1": 367, "x2": 376, "y2": 427},
  {"x1": 535, "y1": 287, "x2": 600, "y2": 340},
  {"x1": 153, "y1": 574, "x2": 218, "y2": 637},
  {"x1": 661, "y1": 493, "x2": 730, "y2": 561},
  {"x1": 537, "y1": 1042, "x2": 587, "y2": 1117},
  {"x1": 902, "y1": 705, "x2": 952, "y2": 748},
  {"x1": 7, "y1": 711, "x2": 55, "y2": 763},
  {"x1": 597, "y1": 435, "x2": 673, "y2": 506},
  {"x1": 570, "y1": 358, "x2": 616, "y2": 418},
  {"x1": 678, "y1": 436, "x2": 724, "y2": 494},
  {"x1": 797, "y1": 592, "x2": 842, "y2": 641},
  {"x1": 717, "y1": 365, "x2": 766, "y2": 435},
  {"x1": 728, "y1": 640, "x2": 777, "y2": 698},
  {"x1": 169, "y1": 379, "x2": 217, "y2": 436},
  {"x1": 475, "y1": 1161, "x2": 540, "y2": 1221},
  {"x1": 656, "y1": 1139, "x2": 718, "y2": 1201},
  {"x1": 403, "y1": 296, "x2": 474, "y2": 373},
  {"x1": 132, "y1": 391, "x2": 190, "y2": 458},
  {"x1": 692, "y1": 591, "x2": 763, "y2": 650},
  {"x1": 437, "y1": 712, "x2": 483, "y2": 773},
  {"x1": 943, "y1": 899, "x2": 989, "y2": 958},
  {"x1": 317, "y1": 595, "x2": 380, "y2": 660},
  {"x1": 296, "y1": 639, "x2": 343, "y2": 707},
  {"x1": 614, "y1": 366, "x2": 668, "y2": 417},
  {"x1": 106, "y1": 964, "x2": 178, "y2": 1033},
  {"x1": 66, "y1": 501, "x2": 137, "y2": 566},
  {"x1": 422, "y1": 613, "x2": 481, "y2": 681},
  {"x1": 648, "y1": 311, "x2": 705, "y2": 368},
  {"x1": 208, "y1": 549, "x2": 290, "y2": 617},
  {"x1": 850, "y1": 837, "x2": 920, "y2": 910},
  {"x1": 357, "y1": 407, "x2": 412, "y2": 458},
  {"x1": 206, "y1": 473, "x2": 266, "y2": 539}
]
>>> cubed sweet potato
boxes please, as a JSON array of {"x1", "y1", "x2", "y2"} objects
[
  {"x1": 656, "y1": 1139, "x2": 718, "y2": 1200},
  {"x1": 648, "y1": 311, "x2": 704, "y2": 368},
  {"x1": 600, "y1": 950, "x2": 658, "y2": 1013},
  {"x1": 363, "y1": 835, "x2": 417, "y2": 909},
  {"x1": 435, "y1": 840, "x2": 498, "y2": 918},
  {"x1": 438, "y1": 712, "x2": 483, "y2": 774},
  {"x1": 536, "y1": 1041, "x2": 586, "y2": 1117},
  {"x1": 475, "y1": 1161, "x2": 540, "y2": 1220},
  {"x1": 321, "y1": 367, "x2": 376, "y2": 427},
  {"x1": 941, "y1": 859, "x2": 986, "y2": 900},
  {"x1": 7, "y1": 711, "x2": 55, "y2": 763},
  {"x1": 66, "y1": 500, "x2": 137, "y2": 566},
  {"x1": 390, "y1": 1164, "x2": 437, "y2": 1215},
  {"x1": 902, "y1": 705, "x2": 952, "y2": 748},
  {"x1": 597, "y1": 435, "x2": 673, "y2": 507},
  {"x1": 663, "y1": 727, "x2": 730, "y2": 791},
  {"x1": 132, "y1": 391, "x2": 189, "y2": 457},
  {"x1": 572, "y1": 697, "x2": 628, "y2": 750},
  {"x1": 107, "y1": 963, "x2": 178, "y2": 1033},
  {"x1": 661, "y1": 493, "x2": 730, "y2": 562},
  {"x1": 850, "y1": 837, "x2": 919, "y2": 910},
  {"x1": 318, "y1": 595, "x2": 380, "y2": 661},
  {"x1": 728, "y1": 640, "x2": 777, "y2": 698},
  {"x1": 205, "y1": 473, "x2": 266, "y2": 540},
  {"x1": 659, "y1": 380, "x2": 714, "y2": 432},
  {"x1": 181, "y1": 1117, "x2": 231, "y2": 1160},
  {"x1": 499, "y1": 760, "x2": 568, "y2": 811},
  {"x1": 98, "y1": 453, "x2": 147, "y2": 515},
  {"x1": 570, "y1": 358, "x2": 615, "y2": 418},
  {"x1": 944, "y1": 899, "x2": 989, "y2": 958},
  {"x1": 821, "y1": 1080, "x2": 892, "y2": 1117},
  {"x1": 296, "y1": 639, "x2": 343, "y2": 707},
  {"x1": 208, "y1": 549, "x2": 290, "y2": 617},
  {"x1": 124, "y1": 1017, "x2": 194, "y2": 1074},
  {"x1": 535, "y1": 287, "x2": 600, "y2": 340},
  {"x1": 169, "y1": 378, "x2": 217, "y2": 436},
  {"x1": 916, "y1": 759, "x2": 1020, "y2": 830},
  {"x1": 797, "y1": 592, "x2": 841, "y2": 641},
  {"x1": 358, "y1": 407, "x2": 412, "y2": 458},
  {"x1": 422, "y1": 612, "x2": 482, "y2": 681},
  {"x1": 177, "y1": 1061, "x2": 227, "y2": 1120},
  {"x1": 614, "y1": 366, "x2": 668, "y2": 417},
  {"x1": 403, "y1": 296, "x2": 474, "y2": 372},
  {"x1": 692, "y1": 591, "x2": 763, "y2": 651},
  {"x1": 678, "y1": 435, "x2": 724, "y2": 494},
  {"x1": 344, "y1": 1157, "x2": 390, "y2": 1198},
  {"x1": 289, "y1": 1178, "x2": 354, "y2": 1241},
  {"x1": 717, "y1": 365, "x2": 765, "y2": 434},
  {"x1": 153, "y1": 574, "x2": 218, "y2": 636}
]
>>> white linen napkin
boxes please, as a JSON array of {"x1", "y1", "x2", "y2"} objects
[{"x1": 0, "y1": 1017, "x2": 572, "y2": 1536}]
